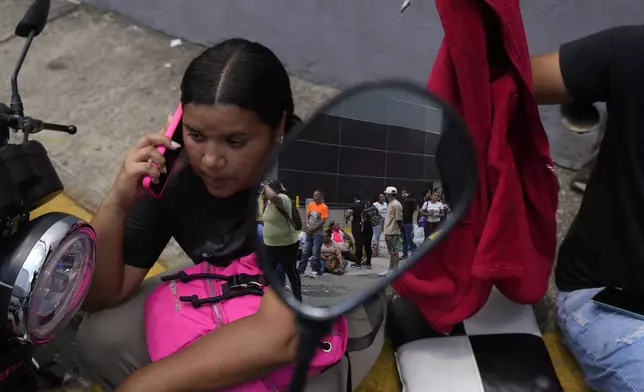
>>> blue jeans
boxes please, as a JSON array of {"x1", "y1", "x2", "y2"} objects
[
  {"x1": 297, "y1": 233, "x2": 323, "y2": 274},
  {"x1": 372, "y1": 222, "x2": 383, "y2": 243},
  {"x1": 258, "y1": 223, "x2": 285, "y2": 284},
  {"x1": 557, "y1": 288, "x2": 644, "y2": 391},
  {"x1": 401, "y1": 223, "x2": 415, "y2": 257}
]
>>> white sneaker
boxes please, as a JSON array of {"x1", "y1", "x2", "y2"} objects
[
  {"x1": 378, "y1": 269, "x2": 390, "y2": 277},
  {"x1": 310, "y1": 272, "x2": 319, "y2": 279}
]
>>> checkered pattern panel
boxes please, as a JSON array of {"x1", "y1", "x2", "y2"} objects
[{"x1": 387, "y1": 289, "x2": 564, "y2": 392}]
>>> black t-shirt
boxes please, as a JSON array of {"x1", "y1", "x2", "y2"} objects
[
  {"x1": 348, "y1": 201, "x2": 365, "y2": 231},
  {"x1": 402, "y1": 198, "x2": 417, "y2": 224},
  {"x1": 556, "y1": 26, "x2": 644, "y2": 295},
  {"x1": 123, "y1": 167, "x2": 256, "y2": 269}
]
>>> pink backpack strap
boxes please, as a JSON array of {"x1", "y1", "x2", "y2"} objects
[{"x1": 160, "y1": 268, "x2": 266, "y2": 309}]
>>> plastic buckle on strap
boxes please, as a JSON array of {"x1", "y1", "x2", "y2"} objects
[{"x1": 228, "y1": 274, "x2": 263, "y2": 291}]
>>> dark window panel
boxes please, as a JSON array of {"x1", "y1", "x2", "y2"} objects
[
  {"x1": 337, "y1": 176, "x2": 386, "y2": 206},
  {"x1": 424, "y1": 156, "x2": 440, "y2": 181},
  {"x1": 338, "y1": 147, "x2": 386, "y2": 177},
  {"x1": 340, "y1": 117, "x2": 387, "y2": 150},
  {"x1": 425, "y1": 131, "x2": 441, "y2": 156},
  {"x1": 298, "y1": 114, "x2": 341, "y2": 144},
  {"x1": 387, "y1": 125, "x2": 426, "y2": 154},
  {"x1": 279, "y1": 140, "x2": 339, "y2": 174},
  {"x1": 278, "y1": 170, "x2": 338, "y2": 206},
  {"x1": 386, "y1": 152, "x2": 425, "y2": 180}
]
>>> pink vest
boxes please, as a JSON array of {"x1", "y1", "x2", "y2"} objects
[{"x1": 145, "y1": 253, "x2": 348, "y2": 391}]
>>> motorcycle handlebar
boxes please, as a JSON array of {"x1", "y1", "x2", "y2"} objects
[
  {"x1": 0, "y1": 113, "x2": 77, "y2": 136},
  {"x1": 42, "y1": 122, "x2": 76, "y2": 135}
]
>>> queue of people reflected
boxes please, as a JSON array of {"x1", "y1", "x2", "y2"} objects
[{"x1": 256, "y1": 181, "x2": 449, "y2": 301}]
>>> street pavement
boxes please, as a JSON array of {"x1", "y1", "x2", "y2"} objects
[
  {"x1": 297, "y1": 241, "x2": 394, "y2": 308},
  {"x1": 2, "y1": 0, "x2": 338, "y2": 271}
]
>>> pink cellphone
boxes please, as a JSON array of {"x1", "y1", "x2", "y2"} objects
[{"x1": 142, "y1": 104, "x2": 184, "y2": 198}]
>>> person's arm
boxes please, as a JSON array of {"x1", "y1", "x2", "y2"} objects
[
  {"x1": 530, "y1": 52, "x2": 572, "y2": 105},
  {"x1": 310, "y1": 206, "x2": 328, "y2": 232},
  {"x1": 305, "y1": 203, "x2": 312, "y2": 228},
  {"x1": 263, "y1": 185, "x2": 284, "y2": 209},
  {"x1": 84, "y1": 193, "x2": 171, "y2": 312},
  {"x1": 334, "y1": 245, "x2": 344, "y2": 266},
  {"x1": 532, "y1": 26, "x2": 640, "y2": 105},
  {"x1": 396, "y1": 204, "x2": 403, "y2": 230},
  {"x1": 84, "y1": 130, "x2": 176, "y2": 312},
  {"x1": 116, "y1": 289, "x2": 298, "y2": 392},
  {"x1": 419, "y1": 202, "x2": 430, "y2": 216}
]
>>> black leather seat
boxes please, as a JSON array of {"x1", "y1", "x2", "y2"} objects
[{"x1": 386, "y1": 289, "x2": 563, "y2": 392}]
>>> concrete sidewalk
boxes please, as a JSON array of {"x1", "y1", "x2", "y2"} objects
[{"x1": 2, "y1": 0, "x2": 338, "y2": 269}]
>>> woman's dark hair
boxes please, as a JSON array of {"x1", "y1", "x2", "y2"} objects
[
  {"x1": 264, "y1": 180, "x2": 283, "y2": 194},
  {"x1": 181, "y1": 38, "x2": 300, "y2": 133}
]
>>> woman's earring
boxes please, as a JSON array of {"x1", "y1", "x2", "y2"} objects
[{"x1": 279, "y1": 136, "x2": 284, "y2": 145}]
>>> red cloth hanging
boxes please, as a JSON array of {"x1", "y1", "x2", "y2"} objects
[{"x1": 392, "y1": 0, "x2": 559, "y2": 333}]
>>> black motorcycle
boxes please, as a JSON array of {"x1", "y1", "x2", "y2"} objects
[{"x1": 0, "y1": 0, "x2": 96, "y2": 390}]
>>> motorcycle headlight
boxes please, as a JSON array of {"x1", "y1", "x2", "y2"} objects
[{"x1": 0, "y1": 212, "x2": 95, "y2": 344}]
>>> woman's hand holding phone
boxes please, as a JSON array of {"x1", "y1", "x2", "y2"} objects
[{"x1": 111, "y1": 115, "x2": 180, "y2": 206}]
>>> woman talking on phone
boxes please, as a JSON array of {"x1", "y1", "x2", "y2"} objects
[{"x1": 75, "y1": 39, "x2": 304, "y2": 391}]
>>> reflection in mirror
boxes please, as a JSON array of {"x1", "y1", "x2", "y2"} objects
[{"x1": 258, "y1": 84, "x2": 475, "y2": 308}]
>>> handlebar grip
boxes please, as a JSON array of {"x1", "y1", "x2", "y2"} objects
[{"x1": 42, "y1": 122, "x2": 77, "y2": 135}]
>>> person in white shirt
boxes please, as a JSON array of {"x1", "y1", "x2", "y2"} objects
[
  {"x1": 371, "y1": 193, "x2": 388, "y2": 256},
  {"x1": 419, "y1": 191, "x2": 444, "y2": 239}
]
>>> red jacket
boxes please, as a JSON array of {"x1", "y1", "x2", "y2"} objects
[{"x1": 392, "y1": 0, "x2": 558, "y2": 333}]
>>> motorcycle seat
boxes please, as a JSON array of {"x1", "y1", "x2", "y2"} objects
[{"x1": 387, "y1": 288, "x2": 564, "y2": 392}]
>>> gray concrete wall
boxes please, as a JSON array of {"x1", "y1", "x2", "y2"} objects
[{"x1": 84, "y1": 0, "x2": 644, "y2": 88}]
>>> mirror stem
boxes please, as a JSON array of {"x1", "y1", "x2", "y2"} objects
[
  {"x1": 288, "y1": 317, "x2": 333, "y2": 392},
  {"x1": 10, "y1": 30, "x2": 35, "y2": 117}
]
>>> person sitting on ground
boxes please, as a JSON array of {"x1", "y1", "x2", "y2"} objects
[
  {"x1": 76, "y1": 38, "x2": 305, "y2": 392},
  {"x1": 328, "y1": 221, "x2": 357, "y2": 263},
  {"x1": 321, "y1": 229, "x2": 345, "y2": 275}
]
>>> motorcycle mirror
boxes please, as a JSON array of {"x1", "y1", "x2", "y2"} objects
[
  {"x1": 255, "y1": 80, "x2": 477, "y2": 391},
  {"x1": 15, "y1": 0, "x2": 51, "y2": 38},
  {"x1": 560, "y1": 102, "x2": 602, "y2": 134}
]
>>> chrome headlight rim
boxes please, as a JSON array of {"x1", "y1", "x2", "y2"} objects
[{"x1": 1, "y1": 212, "x2": 96, "y2": 344}]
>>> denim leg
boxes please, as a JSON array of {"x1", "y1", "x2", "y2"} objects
[
  {"x1": 311, "y1": 233, "x2": 323, "y2": 273},
  {"x1": 256, "y1": 224, "x2": 264, "y2": 242},
  {"x1": 372, "y1": 224, "x2": 382, "y2": 243},
  {"x1": 556, "y1": 288, "x2": 644, "y2": 391},
  {"x1": 401, "y1": 223, "x2": 414, "y2": 256},
  {"x1": 401, "y1": 224, "x2": 410, "y2": 256},
  {"x1": 297, "y1": 236, "x2": 313, "y2": 273}
]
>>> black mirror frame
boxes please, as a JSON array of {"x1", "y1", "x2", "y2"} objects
[{"x1": 254, "y1": 79, "x2": 478, "y2": 322}]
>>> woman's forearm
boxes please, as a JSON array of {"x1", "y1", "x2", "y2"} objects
[{"x1": 83, "y1": 190, "x2": 130, "y2": 311}]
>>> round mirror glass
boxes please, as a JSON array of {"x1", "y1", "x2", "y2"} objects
[{"x1": 256, "y1": 81, "x2": 477, "y2": 317}]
